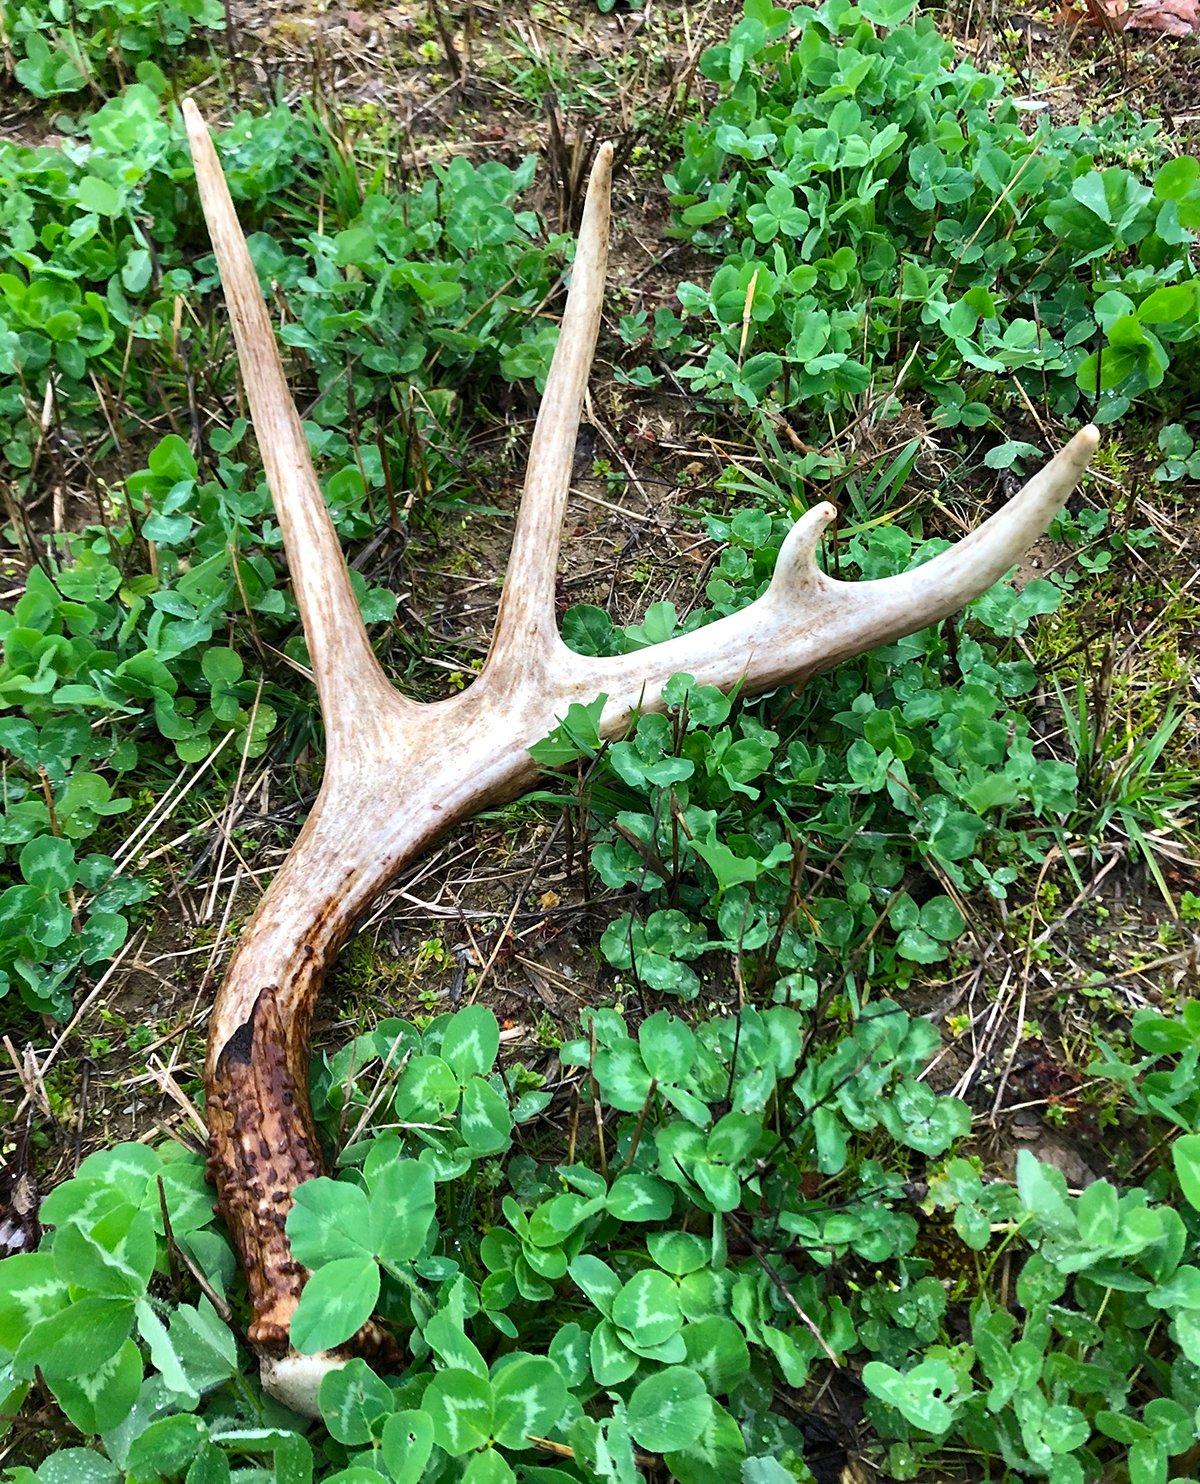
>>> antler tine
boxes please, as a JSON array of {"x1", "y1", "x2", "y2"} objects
[
  {"x1": 828, "y1": 423, "x2": 1100, "y2": 626},
  {"x1": 182, "y1": 101, "x2": 406, "y2": 755},
  {"x1": 485, "y1": 142, "x2": 614, "y2": 679},
  {"x1": 582, "y1": 424, "x2": 1100, "y2": 727}
]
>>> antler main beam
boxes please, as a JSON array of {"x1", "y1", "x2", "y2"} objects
[{"x1": 183, "y1": 100, "x2": 1098, "y2": 1415}]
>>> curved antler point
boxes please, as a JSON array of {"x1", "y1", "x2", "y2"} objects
[{"x1": 775, "y1": 499, "x2": 837, "y2": 573}]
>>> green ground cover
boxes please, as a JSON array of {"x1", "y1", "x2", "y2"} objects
[{"x1": 0, "y1": 0, "x2": 1197, "y2": 1478}]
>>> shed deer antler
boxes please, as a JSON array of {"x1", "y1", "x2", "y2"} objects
[{"x1": 183, "y1": 100, "x2": 1099, "y2": 1414}]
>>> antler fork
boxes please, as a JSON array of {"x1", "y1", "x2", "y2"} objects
[{"x1": 182, "y1": 100, "x2": 1099, "y2": 1413}]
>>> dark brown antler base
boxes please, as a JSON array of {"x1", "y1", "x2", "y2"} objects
[
  {"x1": 208, "y1": 977, "x2": 400, "y2": 1413},
  {"x1": 206, "y1": 984, "x2": 320, "y2": 1350}
]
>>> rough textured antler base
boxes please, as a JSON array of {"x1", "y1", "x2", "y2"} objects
[
  {"x1": 183, "y1": 95, "x2": 1100, "y2": 1414},
  {"x1": 206, "y1": 983, "x2": 321, "y2": 1348}
]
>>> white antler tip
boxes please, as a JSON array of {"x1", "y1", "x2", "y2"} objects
[
  {"x1": 181, "y1": 97, "x2": 205, "y2": 137},
  {"x1": 788, "y1": 500, "x2": 837, "y2": 551},
  {"x1": 770, "y1": 501, "x2": 838, "y2": 598},
  {"x1": 1048, "y1": 423, "x2": 1100, "y2": 483},
  {"x1": 589, "y1": 142, "x2": 614, "y2": 198}
]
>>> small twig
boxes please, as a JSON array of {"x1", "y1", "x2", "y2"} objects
[
  {"x1": 589, "y1": 1019, "x2": 608, "y2": 1182},
  {"x1": 620, "y1": 1078, "x2": 658, "y2": 1171},
  {"x1": 726, "y1": 1211, "x2": 841, "y2": 1368},
  {"x1": 157, "y1": 1176, "x2": 183, "y2": 1291}
]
